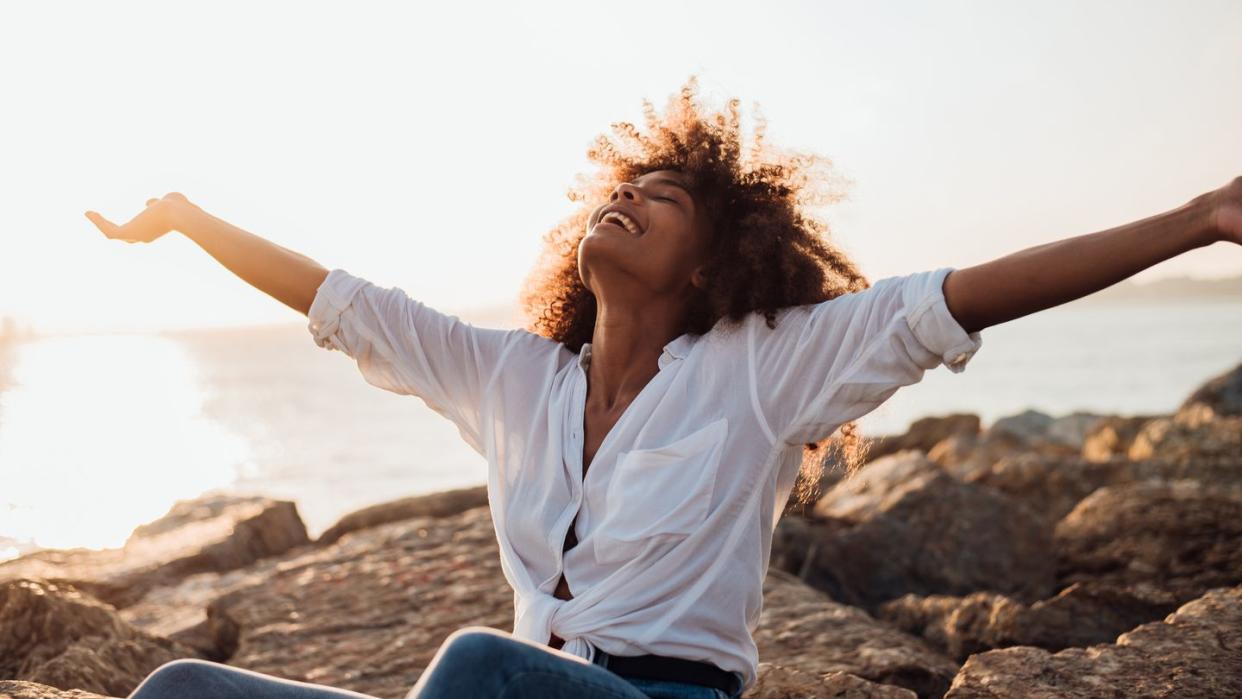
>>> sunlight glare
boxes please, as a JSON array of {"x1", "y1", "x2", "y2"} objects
[{"x1": 0, "y1": 334, "x2": 253, "y2": 558}]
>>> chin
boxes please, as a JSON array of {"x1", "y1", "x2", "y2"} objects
[{"x1": 577, "y1": 237, "x2": 630, "y2": 293}]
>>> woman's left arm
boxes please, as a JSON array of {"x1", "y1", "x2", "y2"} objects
[{"x1": 944, "y1": 177, "x2": 1240, "y2": 334}]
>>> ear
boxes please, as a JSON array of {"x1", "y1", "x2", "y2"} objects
[{"x1": 690, "y1": 264, "x2": 709, "y2": 290}]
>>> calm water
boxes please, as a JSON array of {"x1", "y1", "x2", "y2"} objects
[{"x1": 1, "y1": 297, "x2": 1239, "y2": 560}]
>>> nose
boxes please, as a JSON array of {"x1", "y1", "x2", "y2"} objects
[{"x1": 610, "y1": 182, "x2": 642, "y2": 203}]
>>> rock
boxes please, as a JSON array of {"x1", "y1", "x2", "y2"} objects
[
  {"x1": 1080, "y1": 415, "x2": 1160, "y2": 462},
  {"x1": 812, "y1": 450, "x2": 942, "y2": 521},
  {"x1": 316, "y1": 484, "x2": 488, "y2": 545},
  {"x1": 860, "y1": 414, "x2": 981, "y2": 464},
  {"x1": 786, "y1": 453, "x2": 1054, "y2": 612},
  {"x1": 754, "y1": 569, "x2": 958, "y2": 699},
  {"x1": 1, "y1": 580, "x2": 129, "y2": 677},
  {"x1": 786, "y1": 415, "x2": 983, "y2": 514},
  {"x1": 944, "y1": 583, "x2": 1242, "y2": 698},
  {"x1": 877, "y1": 412, "x2": 1092, "y2": 485},
  {"x1": 964, "y1": 454, "x2": 1125, "y2": 526},
  {"x1": 876, "y1": 581, "x2": 1181, "y2": 661},
  {"x1": 924, "y1": 432, "x2": 982, "y2": 479},
  {"x1": 988, "y1": 409, "x2": 1056, "y2": 443},
  {"x1": 1127, "y1": 404, "x2": 1242, "y2": 463},
  {"x1": 0, "y1": 495, "x2": 309, "y2": 609},
  {"x1": 927, "y1": 429, "x2": 1043, "y2": 482},
  {"x1": 971, "y1": 409, "x2": 1099, "y2": 459},
  {"x1": 0, "y1": 681, "x2": 111, "y2": 699},
  {"x1": 964, "y1": 453, "x2": 1242, "y2": 527},
  {"x1": 743, "y1": 663, "x2": 917, "y2": 698},
  {"x1": 1054, "y1": 480, "x2": 1242, "y2": 602},
  {"x1": 123, "y1": 500, "x2": 959, "y2": 699},
  {"x1": 23, "y1": 643, "x2": 178, "y2": 699},
  {"x1": 121, "y1": 486, "x2": 491, "y2": 660},
  {"x1": 1179, "y1": 360, "x2": 1242, "y2": 417},
  {"x1": 0, "y1": 579, "x2": 197, "y2": 697},
  {"x1": 770, "y1": 515, "x2": 853, "y2": 581},
  {"x1": 201, "y1": 506, "x2": 512, "y2": 699},
  {"x1": 1045, "y1": 411, "x2": 1109, "y2": 450},
  {"x1": 116, "y1": 565, "x2": 279, "y2": 661}
]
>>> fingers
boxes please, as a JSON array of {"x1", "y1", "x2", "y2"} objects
[
  {"x1": 84, "y1": 210, "x2": 118, "y2": 235},
  {"x1": 85, "y1": 195, "x2": 180, "y2": 243},
  {"x1": 84, "y1": 210, "x2": 136, "y2": 242}
]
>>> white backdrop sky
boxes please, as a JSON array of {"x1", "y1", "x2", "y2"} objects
[{"x1": 2, "y1": 0, "x2": 1240, "y2": 334}]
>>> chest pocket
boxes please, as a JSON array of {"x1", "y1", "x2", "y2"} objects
[{"x1": 592, "y1": 416, "x2": 730, "y2": 564}]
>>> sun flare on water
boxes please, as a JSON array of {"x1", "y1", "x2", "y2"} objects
[{"x1": 0, "y1": 334, "x2": 253, "y2": 559}]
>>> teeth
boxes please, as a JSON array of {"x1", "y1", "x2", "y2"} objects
[{"x1": 602, "y1": 212, "x2": 641, "y2": 235}]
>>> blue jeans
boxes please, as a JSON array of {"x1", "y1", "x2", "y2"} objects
[{"x1": 127, "y1": 626, "x2": 745, "y2": 699}]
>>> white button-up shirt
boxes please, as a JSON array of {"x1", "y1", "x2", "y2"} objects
[{"x1": 307, "y1": 265, "x2": 982, "y2": 693}]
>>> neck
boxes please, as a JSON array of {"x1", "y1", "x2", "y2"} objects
[{"x1": 586, "y1": 299, "x2": 686, "y2": 411}]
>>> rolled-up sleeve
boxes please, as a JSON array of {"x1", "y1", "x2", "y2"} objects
[
  {"x1": 307, "y1": 267, "x2": 518, "y2": 456},
  {"x1": 752, "y1": 266, "x2": 982, "y2": 446}
]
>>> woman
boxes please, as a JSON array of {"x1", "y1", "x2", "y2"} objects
[{"x1": 89, "y1": 76, "x2": 1240, "y2": 699}]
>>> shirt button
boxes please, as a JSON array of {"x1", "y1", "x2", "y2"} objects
[{"x1": 952, "y1": 352, "x2": 968, "y2": 364}]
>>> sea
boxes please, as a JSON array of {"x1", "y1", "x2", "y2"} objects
[{"x1": 1, "y1": 296, "x2": 1239, "y2": 561}]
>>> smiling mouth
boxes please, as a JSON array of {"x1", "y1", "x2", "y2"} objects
[{"x1": 596, "y1": 218, "x2": 642, "y2": 236}]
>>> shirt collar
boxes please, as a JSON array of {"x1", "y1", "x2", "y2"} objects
[{"x1": 577, "y1": 332, "x2": 698, "y2": 372}]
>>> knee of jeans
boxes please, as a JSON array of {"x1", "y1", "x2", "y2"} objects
[
  {"x1": 438, "y1": 627, "x2": 512, "y2": 667},
  {"x1": 139, "y1": 658, "x2": 219, "y2": 688}
]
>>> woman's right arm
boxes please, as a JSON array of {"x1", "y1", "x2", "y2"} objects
[
  {"x1": 85, "y1": 192, "x2": 329, "y2": 316},
  {"x1": 87, "y1": 192, "x2": 564, "y2": 458}
]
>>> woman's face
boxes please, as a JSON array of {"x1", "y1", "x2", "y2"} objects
[{"x1": 578, "y1": 169, "x2": 712, "y2": 302}]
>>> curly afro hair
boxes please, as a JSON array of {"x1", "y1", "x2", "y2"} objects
[{"x1": 518, "y1": 74, "x2": 877, "y2": 508}]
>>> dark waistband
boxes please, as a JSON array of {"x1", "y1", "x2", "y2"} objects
[{"x1": 593, "y1": 648, "x2": 742, "y2": 696}]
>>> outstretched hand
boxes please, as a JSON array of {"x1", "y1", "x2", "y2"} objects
[
  {"x1": 1209, "y1": 177, "x2": 1242, "y2": 246},
  {"x1": 85, "y1": 192, "x2": 199, "y2": 244}
]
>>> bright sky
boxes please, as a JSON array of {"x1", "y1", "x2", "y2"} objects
[{"x1": 2, "y1": 0, "x2": 1239, "y2": 334}]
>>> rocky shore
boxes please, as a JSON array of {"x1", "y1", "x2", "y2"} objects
[{"x1": 2, "y1": 363, "x2": 1240, "y2": 698}]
